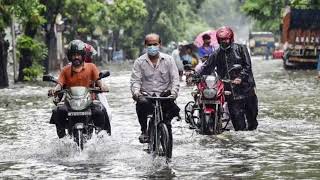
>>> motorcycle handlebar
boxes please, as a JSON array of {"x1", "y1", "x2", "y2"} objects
[
  {"x1": 221, "y1": 79, "x2": 231, "y2": 83},
  {"x1": 89, "y1": 88, "x2": 109, "y2": 93}
]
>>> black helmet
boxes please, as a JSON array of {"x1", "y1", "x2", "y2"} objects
[{"x1": 67, "y1": 39, "x2": 86, "y2": 61}]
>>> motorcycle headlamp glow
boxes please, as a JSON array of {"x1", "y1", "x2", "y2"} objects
[
  {"x1": 67, "y1": 89, "x2": 92, "y2": 111},
  {"x1": 68, "y1": 95, "x2": 90, "y2": 110},
  {"x1": 203, "y1": 88, "x2": 217, "y2": 99}
]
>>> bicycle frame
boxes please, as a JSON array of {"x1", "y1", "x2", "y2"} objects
[{"x1": 145, "y1": 96, "x2": 173, "y2": 158}]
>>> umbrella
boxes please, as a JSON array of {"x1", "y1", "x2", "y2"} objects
[{"x1": 194, "y1": 30, "x2": 219, "y2": 48}]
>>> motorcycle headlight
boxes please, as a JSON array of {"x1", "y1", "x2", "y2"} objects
[
  {"x1": 69, "y1": 94, "x2": 91, "y2": 110},
  {"x1": 203, "y1": 88, "x2": 217, "y2": 99}
]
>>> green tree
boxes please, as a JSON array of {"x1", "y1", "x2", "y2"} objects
[
  {"x1": 8, "y1": 0, "x2": 47, "y2": 81},
  {"x1": 0, "y1": 0, "x2": 11, "y2": 87},
  {"x1": 106, "y1": 0, "x2": 147, "y2": 59},
  {"x1": 139, "y1": 0, "x2": 206, "y2": 49},
  {"x1": 40, "y1": 0, "x2": 65, "y2": 73},
  {"x1": 63, "y1": 0, "x2": 109, "y2": 41},
  {"x1": 241, "y1": 0, "x2": 320, "y2": 32},
  {"x1": 0, "y1": 0, "x2": 46, "y2": 84},
  {"x1": 16, "y1": 35, "x2": 47, "y2": 81}
]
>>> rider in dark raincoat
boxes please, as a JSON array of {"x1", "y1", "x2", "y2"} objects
[{"x1": 197, "y1": 26, "x2": 258, "y2": 131}]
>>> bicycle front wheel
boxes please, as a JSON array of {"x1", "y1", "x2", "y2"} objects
[{"x1": 158, "y1": 123, "x2": 172, "y2": 159}]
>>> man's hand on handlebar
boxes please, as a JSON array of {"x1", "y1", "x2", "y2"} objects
[
  {"x1": 48, "y1": 84, "x2": 62, "y2": 97},
  {"x1": 48, "y1": 89, "x2": 55, "y2": 97},
  {"x1": 93, "y1": 86, "x2": 108, "y2": 92},
  {"x1": 232, "y1": 78, "x2": 242, "y2": 85},
  {"x1": 222, "y1": 78, "x2": 242, "y2": 85},
  {"x1": 133, "y1": 91, "x2": 142, "y2": 101},
  {"x1": 160, "y1": 90, "x2": 177, "y2": 100}
]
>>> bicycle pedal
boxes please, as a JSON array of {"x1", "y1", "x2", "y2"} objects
[
  {"x1": 143, "y1": 148, "x2": 151, "y2": 153},
  {"x1": 158, "y1": 151, "x2": 165, "y2": 156},
  {"x1": 139, "y1": 139, "x2": 149, "y2": 144}
]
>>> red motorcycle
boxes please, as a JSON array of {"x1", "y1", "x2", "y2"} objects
[
  {"x1": 185, "y1": 64, "x2": 244, "y2": 135},
  {"x1": 185, "y1": 72, "x2": 229, "y2": 135}
]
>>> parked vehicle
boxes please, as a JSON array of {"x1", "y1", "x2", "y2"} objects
[
  {"x1": 281, "y1": 7, "x2": 320, "y2": 69},
  {"x1": 273, "y1": 49, "x2": 284, "y2": 59},
  {"x1": 249, "y1": 32, "x2": 275, "y2": 56}
]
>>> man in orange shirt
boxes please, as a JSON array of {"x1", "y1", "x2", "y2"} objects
[{"x1": 49, "y1": 40, "x2": 110, "y2": 138}]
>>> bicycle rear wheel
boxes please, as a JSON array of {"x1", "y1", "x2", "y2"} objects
[{"x1": 158, "y1": 123, "x2": 172, "y2": 159}]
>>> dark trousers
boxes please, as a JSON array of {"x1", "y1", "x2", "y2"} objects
[
  {"x1": 228, "y1": 99, "x2": 246, "y2": 131},
  {"x1": 228, "y1": 93, "x2": 258, "y2": 131},
  {"x1": 245, "y1": 94, "x2": 258, "y2": 130},
  {"x1": 136, "y1": 99, "x2": 179, "y2": 158},
  {"x1": 136, "y1": 99, "x2": 180, "y2": 133},
  {"x1": 50, "y1": 103, "x2": 109, "y2": 138}
]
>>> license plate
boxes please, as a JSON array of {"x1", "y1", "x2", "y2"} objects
[
  {"x1": 68, "y1": 111, "x2": 92, "y2": 116},
  {"x1": 202, "y1": 100, "x2": 218, "y2": 104}
]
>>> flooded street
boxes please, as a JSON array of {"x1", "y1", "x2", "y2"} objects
[{"x1": 1, "y1": 57, "x2": 320, "y2": 179}]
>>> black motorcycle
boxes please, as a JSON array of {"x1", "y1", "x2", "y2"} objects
[{"x1": 44, "y1": 71, "x2": 110, "y2": 150}]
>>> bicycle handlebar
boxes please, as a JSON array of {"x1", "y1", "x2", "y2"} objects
[{"x1": 144, "y1": 96, "x2": 175, "y2": 100}]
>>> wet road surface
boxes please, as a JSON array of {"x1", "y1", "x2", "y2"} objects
[{"x1": 0, "y1": 58, "x2": 320, "y2": 179}]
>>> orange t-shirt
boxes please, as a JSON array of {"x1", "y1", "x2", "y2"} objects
[{"x1": 58, "y1": 63, "x2": 100, "y2": 88}]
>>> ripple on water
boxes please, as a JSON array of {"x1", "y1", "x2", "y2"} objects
[{"x1": 1, "y1": 60, "x2": 320, "y2": 179}]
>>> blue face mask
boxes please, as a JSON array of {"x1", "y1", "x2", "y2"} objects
[{"x1": 147, "y1": 45, "x2": 160, "y2": 56}]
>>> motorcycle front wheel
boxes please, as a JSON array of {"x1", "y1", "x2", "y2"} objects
[
  {"x1": 74, "y1": 129, "x2": 84, "y2": 151},
  {"x1": 203, "y1": 113, "x2": 213, "y2": 135}
]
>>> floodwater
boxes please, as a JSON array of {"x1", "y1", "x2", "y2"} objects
[{"x1": 0, "y1": 58, "x2": 320, "y2": 179}]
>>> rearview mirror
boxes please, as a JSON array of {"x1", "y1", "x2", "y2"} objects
[
  {"x1": 98, "y1": 71, "x2": 110, "y2": 80},
  {"x1": 43, "y1": 75, "x2": 58, "y2": 83},
  {"x1": 228, "y1": 64, "x2": 242, "y2": 73}
]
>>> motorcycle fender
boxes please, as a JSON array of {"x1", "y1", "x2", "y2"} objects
[
  {"x1": 74, "y1": 123, "x2": 84, "y2": 129},
  {"x1": 204, "y1": 107, "x2": 215, "y2": 114}
]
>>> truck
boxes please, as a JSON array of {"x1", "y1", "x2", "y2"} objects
[
  {"x1": 248, "y1": 31, "x2": 275, "y2": 56},
  {"x1": 281, "y1": 7, "x2": 320, "y2": 69}
]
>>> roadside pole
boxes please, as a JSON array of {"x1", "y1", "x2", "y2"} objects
[{"x1": 11, "y1": 16, "x2": 17, "y2": 82}]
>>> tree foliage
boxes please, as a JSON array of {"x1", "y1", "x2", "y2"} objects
[
  {"x1": 63, "y1": 0, "x2": 108, "y2": 40},
  {"x1": 16, "y1": 35, "x2": 48, "y2": 63},
  {"x1": 107, "y1": 0, "x2": 147, "y2": 58},
  {"x1": 241, "y1": 0, "x2": 320, "y2": 32},
  {"x1": 1, "y1": 0, "x2": 213, "y2": 82}
]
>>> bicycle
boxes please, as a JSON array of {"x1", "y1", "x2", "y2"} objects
[{"x1": 144, "y1": 95, "x2": 175, "y2": 161}]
